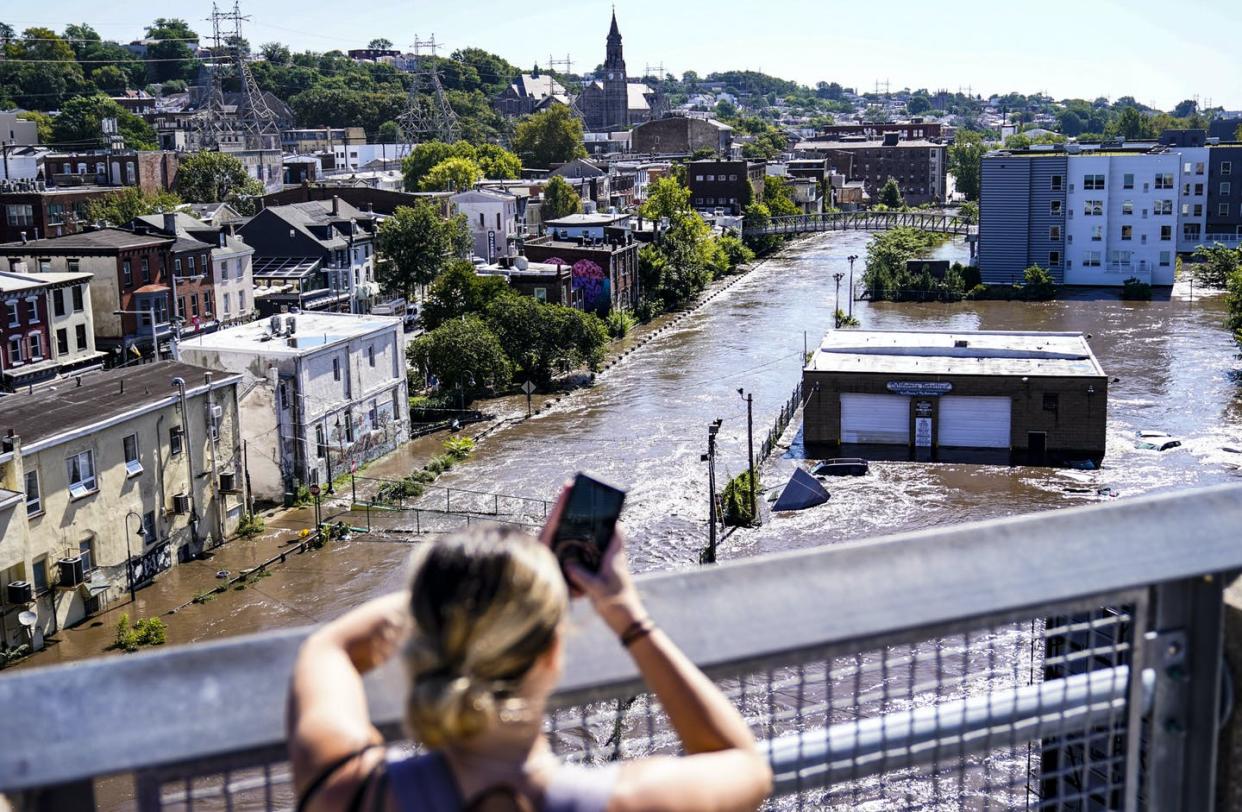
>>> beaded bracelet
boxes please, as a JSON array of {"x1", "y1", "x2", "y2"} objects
[{"x1": 620, "y1": 617, "x2": 656, "y2": 648}]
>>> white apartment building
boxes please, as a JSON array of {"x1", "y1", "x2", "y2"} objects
[
  {"x1": 1175, "y1": 147, "x2": 1209, "y2": 253},
  {"x1": 329, "y1": 143, "x2": 414, "y2": 171},
  {"x1": 452, "y1": 189, "x2": 521, "y2": 261},
  {"x1": 178, "y1": 312, "x2": 409, "y2": 504},
  {"x1": 1064, "y1": 152, "x2": 1181, "y2": 286}
]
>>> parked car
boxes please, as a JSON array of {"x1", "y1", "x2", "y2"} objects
[{"x1": 1135, "y1": 430, "x2": 1182, "y2": 451}]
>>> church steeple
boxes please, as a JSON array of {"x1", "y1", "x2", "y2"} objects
[{"x1": 605, "y1": 9, "x2": 624, "y2": 68}]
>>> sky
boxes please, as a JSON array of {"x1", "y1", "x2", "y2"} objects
[{"x1": 9, "y1": 0, "x2": 1241, "y2": 111}]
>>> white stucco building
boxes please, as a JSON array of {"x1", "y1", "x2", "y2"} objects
[
  {"x1": 178, "y1": 312, "x2": 409, "y2": 504},
  {"x1": 452, "y1": 189, "x2": 521, "y2": 261}
]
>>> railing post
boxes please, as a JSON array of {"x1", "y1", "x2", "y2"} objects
[{"x1": 1146, "y1": 575, "x2": 1227, "y2": 809}]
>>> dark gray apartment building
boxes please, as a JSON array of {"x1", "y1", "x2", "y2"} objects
[
  {"x1": 794, "y1": 134, "x2": 947, "y2": 205},
  {"x1": 687, "y1": 160, "x2": 766, "y2": 215},
  {"x1": 1207, "y1": 145, "x2": 1242, "y2": 241},
  {"x1": 977, "y1": 153, "x2": 1068, "y2": 284}
]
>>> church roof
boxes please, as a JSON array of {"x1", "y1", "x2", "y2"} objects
[{"x1": 608, "y1": 10, "x2": 621, "y2": 39}]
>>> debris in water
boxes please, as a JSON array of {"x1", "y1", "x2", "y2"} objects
[{"x1": 772, "y1": 469, "x2": 831, "y2": 512}]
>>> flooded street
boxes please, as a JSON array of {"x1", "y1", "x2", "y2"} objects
[{"x1": 25, "y1": 230, "x2": 1242, "y2": 665}]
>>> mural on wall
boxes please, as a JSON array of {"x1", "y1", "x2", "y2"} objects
[
  {"x1": 128, "y1": 542, "x2": 173, "y2": 589},
  {"x1": 570, "y1": 259, "x2": 610, "y2": 314}
]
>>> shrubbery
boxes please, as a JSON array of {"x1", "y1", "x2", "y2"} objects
[
  {"x1": 113, "y1": 614, "x2": 167, "y2": 653},
  {"x1": 1121, "y1": 277, "x2": 1153, "y2": 300},
  {"x1": 721, "y1": 471, "x2": 760, "y2": 527}
]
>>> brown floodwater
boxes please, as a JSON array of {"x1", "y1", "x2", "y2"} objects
[{"x1": 23, "y1": 230, "x2": 1242, "y2": 668}]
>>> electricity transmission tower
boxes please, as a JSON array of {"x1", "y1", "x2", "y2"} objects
[
  {"x1": 398, "y1": 35, "x2": 459, "y2": 143},
  {"x1": 196, "y1": 1, "x2": 279, "y2": 150}
]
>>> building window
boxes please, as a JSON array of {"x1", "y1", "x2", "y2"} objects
[
  {"x1": 141, "y1": 257, "x2": 151, "y2": 284},
  {"x1": 1121, "y1": 200, "x2": 1134, "y2": 215},
  {"x1": 1160, "y1": 251, "x2": 1171, "y2": 267},
  {"x1": 4, "y1": 300, "x2": 19, "y2": 328},
  {"x1": 1043, "y1": 394, "x2": 1059, "y2": 411},
  {"x1": 1083, "y1": 174, "x2": 1105, "y2": 190},
  {"x1": 315, "y1": 424, "x2": 327, "y2": 459},
  {"x1": 1195, "y1": 204, "x2": 1204, "y2": 217},
  {"x1": 1155, "y1": 200, "x2": 1173, "y2": 215},
  {"x1": 7, "y1": 336, "x2": 21, "y2": 365},
  {"x1": 122, "y1": 260, "x2": 133, "y2": 286},
  {"x1": 534, "y1": 287, "x2": 547, "y2": 302},
  {"x1": 4, "y1": 204, "x2": 34, "y2": 227},
  {"x1": 1155, "y1": 173, "x2": 1174, "y2": 189},
  {"x1": 1220, "y1": 204, "x2": 1231, "y2": 217},
  {"x1": 66, "y1": 449, "x2": 97, "y2": 497},
  {"x1": 1049, "y1": 175, "x2": 1063, "y2": 191},
  {"x1": 123, "y1": 433, "x2": 142, "y2": 476},
  {"x1": 72, "y1": 285, "x2": 84, "y2": 312},
  {"x1": 74, "y1": 325, "x2": 87, "y2": 352},
  {"x1": 368, "y1": 401, "x2": 378, "y2": 428},
  {"x1": 368, "y1": 345, "x2": 376, "y2": 367},
  {"x1": 1223, "y1": 161, "x2": 1233, "y2": 176},
  {"x1": 333, "y1": 356, "x2": 341, "y2": 381},
  {"x1": 239, "y1": 291, "x2": 246, "y2": 312},
  {"x1": 28, "y1": 333, "x2": 41, "y2": 360},
  {"x1": 169, "y1": 426, "x2": 184, "y2": 456},
  {"x1": 24, "y1": 469, "x2": 40, "y2": 515},
  {"x1": 79, "y1": 539, "x2": 95, "y2": 572},
  {"x1": 1050, "y1": 201, "x2": 1064, "y2": 216},
  {"x1": 143, "y1": 511, "x2": 157, "y2": 543},
  {"x1": 190, "y1": 295, "x2": 199, "y2": 317},
  {"x1": 53, "y1": 289, "x2": 66, "y2": 318},
  {"x1": 1049, "y1": 225, "x2": 1061, "y2": 241},
  {"x1": 1084, "y1": 200, "x2": 1103, "y2": 216},
  {"x1": 32, "y1": 558, "x2": 48, "y2": 594},
  {"x1": 1049, "y1": 251, "x2": 1061, "y2": 266},
  {"x1": 56, "y1": 328, "x2": 68, "y2": 355},
  {"x1": 1160, "y1": 225, "x2": 1172, "y2": 241},
  {"x1": 174, "y1": 258, "x2": 182, "y2": 275},
  {"x1": 279, "y1": 383, "x2": 289, "y2": 410},
  {"x1": 1120, "y1": 225, "x2": 1132, "y2": 241},
  {"x1": 1222, "y1": 182, "x2": 1232, "y2": 196},
  {"x1": 344, "y1": 409, "x2": 354, "y2": 443},
  {"x1": 188, "y1": 256, "x2": 196, "y2": 274},
  {"x1": 1091, "y1": 226, "x2": 1103, "y2": 241},
  {"x1": 1084, "y1": 252, "x2": 1101, "y2": 267}
]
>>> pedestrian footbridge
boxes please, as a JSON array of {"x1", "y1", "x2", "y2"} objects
[{"x1": 743, "y1": 210, "x2": 977, "y2": 238}]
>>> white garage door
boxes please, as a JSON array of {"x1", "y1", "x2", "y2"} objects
[
  {"x1": 840, "y1": 393, "x2": 910, "y2": 444},
  {"x1": 938, "y1": 396, "x2": 1012, "y2": 448}
]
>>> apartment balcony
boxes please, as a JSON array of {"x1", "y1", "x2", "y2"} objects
[
  {"x1": 1204, "y1": 233, "x2": 1242, "y2": 248},
  {"x1": 1, "y1": 486, "x2": 1240, "y2": 809}
]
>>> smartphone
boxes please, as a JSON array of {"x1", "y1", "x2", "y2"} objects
[{"x1": 550, "y1": 472, "x2": 627, "y2": 578}]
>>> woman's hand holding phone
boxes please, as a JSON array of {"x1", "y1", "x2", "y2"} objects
[{"x1": 541, "y1": 482, "x2": 647, "y2": 636}]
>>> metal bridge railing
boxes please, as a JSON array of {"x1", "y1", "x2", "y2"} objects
[
  {"x1": 743, "y1": 210, "x2": 978, "y2": 239},
  {"x1": 1, "y1": 484, "x2": 1239, "y2": 810}
]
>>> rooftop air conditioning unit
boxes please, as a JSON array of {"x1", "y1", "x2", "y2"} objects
[
  {"x1": 57, "y1": 557, "x2": 85, "y2": 588},
  {"x1": 173, "y1": 493, "x2": 191, "y2": 514},
  {"x1": 269, "y1": 314, "x2": 282, "y2": 333},
  {"x1": 6, "y1": 581, "x2": 33, "y2": 605}
]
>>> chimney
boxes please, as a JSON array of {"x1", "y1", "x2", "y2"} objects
[
  {"x1": 331, "y1": 195, "x2": 340, "y2": 216},
  {"x1": 163, "y1": 212, "x2": 177, "y2": 234},
  {"x1": 20, "y1": 232, "x2": 27, "y2": 244}
]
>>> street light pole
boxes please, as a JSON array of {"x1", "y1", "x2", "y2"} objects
[
  {"x1": 847, "y1": 254, "x2": 859, "y2": 319},
  {"x1": 702, "y1": 418, "x2": 722, "y2": 564},
  {"x1": 123, "y1": 511, "x2": 144, "y2": 603},
  {"x1": 832, "y1": 272, "x2": 845, "y2": 327}
]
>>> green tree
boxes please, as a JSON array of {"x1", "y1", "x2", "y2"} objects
[
  {"x1": 260, "y1": 42, "x2": 291, "y2": 65},
  {"x1": 421, "y1": 156, "x2": 483, "y2": 192},
  {"x1": 84, "y1": 187, "x2": 182, "y2": 226},
  {"x1": 1108, "y1": 106, "x2": 1155, "y2": 140},
  {"x1": 420, "y1": 260, "x2": 509, "y2": 329},
  {"x1": 408, "y1": 316, "x2": 511, "y2": 402},
  {"x1": 1226, "y1": 264, "x2": 1242, "y2": 347},
  {"x1": 484, "y1": 293, "x2": 608, "y2": 384},
  {"x1": 906, "y1": 96, "x2": 931, "y2": 115},
  {"x1": 1057, "y1": 109, "x2": 1085, "y2": 137},
  {"x1": 1172, "y1": 99, "x2": 1198, "y2": 118},
  {"x1": 639, "y1": 212, "x2": 716, "y2": 308},
  {"x1": 639, "y1": 176, "x2": 692, "y2": 221},
  {"x1": 879, "y1": 177, "x2": 905, "y2": 208},
  {"x1": 716, "y1": 234, "x2": 755, "y2": 272},
  {"x1": 401, "y1": 141, "x2": 474, "y2": 191},
  {"x1": 376, "y1": 120, "x2": 401, "y2": 144},
  {"x1": 143, "y1": 18, "x2": 199, "y2": 84},
  {"x1": 473, "y1": 143, "x2": 521, "y2": 179},
  {"x1": 762, "y1": 176, "x2": 801, "y2": 217},
  {"x1": 1020, "y1": 265, "x2": 1056, "y2": 300},
  {"x1": 742, "y1": 201, "x2": 778, "y2": 254},
  {"x1": 52, "y1": 94, "x2": 157, "y2": 150},
  {"x1": 368, "y1": 38, "x2": 393, "y2": 50},
  {"x1": 375, "y1": 201, "x2": 472, "y2": 300},
  {"x1": 91, "y1": 65, "x2": 129, "y2": 95},
  {"x1": 512, "y1": 105, "x2": 586, "y2": 169},
  {"x1": 175, "y1": 151, "x2": 263, "y2": 203},
  {"x1": 957, "y1": 201, "x2": 979, "y2": 225},
  {"x1": 948, "y1": 130, "x2": 989, "y2": 201},
  {"x1": 1192, "y1": 244, "x2": 1242, "y2": 288},
  {"x1": 541, "y1": 175, "x2": 582, "y2": 220}
]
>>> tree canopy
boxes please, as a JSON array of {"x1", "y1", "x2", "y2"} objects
[
  {"x1": 541, "y1": 176, "x2": 582, "y2": 220},
  {"x1": 512, "y1": 105, "x2": 586, "y2": 169},
  {"x1": 84, "y1": 187, "x2": 182, "y2": 226},
  {"x1": 375, "y1": 201, "x2": 472, "y2": 299},
  {"x1": 174, "y1": 151, "x2": 264, "y2": 205},
  {"x1": 51, "y1": 94, "x2": 157, "y2": 150}
]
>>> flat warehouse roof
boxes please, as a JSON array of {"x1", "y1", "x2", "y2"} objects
[{"x1": 806, "y1": 330, "x2": 1105, "y2": 378}]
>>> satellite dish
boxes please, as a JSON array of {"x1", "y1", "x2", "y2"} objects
[{"x1": 18, "y1": 610, "x2": 37, "y2": 628}]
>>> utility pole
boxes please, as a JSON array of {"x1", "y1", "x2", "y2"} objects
[
  {"x1": 701, "y1": 418, "x2": 722, "y2": 564},
  {"x1": 149, "y1": 304, "x2": 158, "y2": 361},
  {"x1": 847, "y1": 254, "x2": 859, "y2": 319},
  {"x1": 832, "y1": 272, "x2": 844, "y2": 327},
  {"x1": 739, "y1": 389, "x2": 755, "y2": 523}
]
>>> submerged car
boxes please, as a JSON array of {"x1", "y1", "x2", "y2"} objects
[{"x1": 1135, "y1": 430, "x2": 1182, "y2": 451}]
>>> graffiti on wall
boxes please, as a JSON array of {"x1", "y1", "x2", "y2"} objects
[
  {"x1": 571, "y1": 259, "x2": 610, "y2": 314},
  {"x1": 128, "y1": 542, "x2": 173, "y2": 589}
]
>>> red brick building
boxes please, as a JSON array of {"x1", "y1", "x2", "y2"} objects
[
  {"x1": 0, "y1": 185, "x2": 125, "y2": 243},
  {"x1": 521, "y1": 235, "x2": 641, "y2": 315},
  {"x1": 0, "y1": 273, "x2": 53, "y2": 389}
]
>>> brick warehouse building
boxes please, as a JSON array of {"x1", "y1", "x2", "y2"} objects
[{"x1": 801, "y1": 330, "x2": 1107, "y2": 465}]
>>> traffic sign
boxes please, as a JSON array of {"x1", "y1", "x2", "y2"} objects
[
  {"x1": 308, "y1": 484, "x2": 321, "y2": 497},
  {"x1": 521, "y1": 380, "x2": 536, "y2": 395}
]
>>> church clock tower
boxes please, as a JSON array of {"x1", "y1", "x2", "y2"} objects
[{"x1": 602, "y1": 10, "x2": 628, "y2": 131}]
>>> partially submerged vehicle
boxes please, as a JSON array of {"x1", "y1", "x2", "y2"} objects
[
  {"x1": 811, "y1": 458, "x2": 869, "y2": 477},
  {"x1": 1135, "y1": 430, "x2": 1182, "y2": 451}
]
